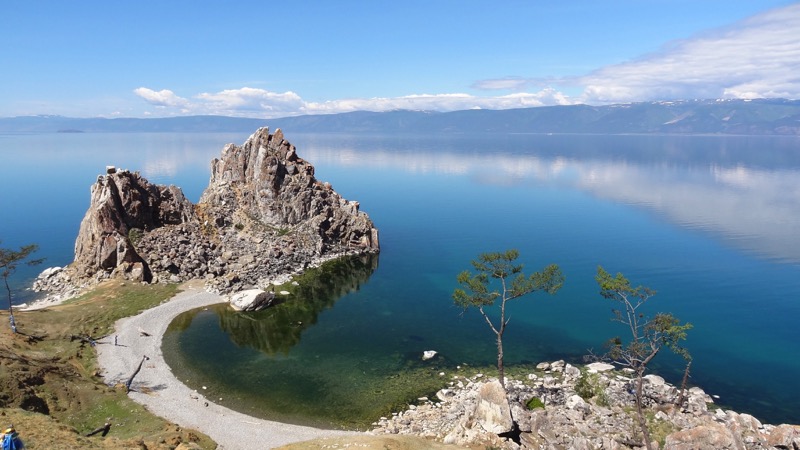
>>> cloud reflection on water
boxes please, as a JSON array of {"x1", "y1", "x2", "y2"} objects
[{"x1": 300, "y1": 142, "x2": 800, "y2": 264}]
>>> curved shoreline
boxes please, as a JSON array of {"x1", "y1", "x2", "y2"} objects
[{"x1": 96, "y1": 281, "x2": 355, "y2": 449}]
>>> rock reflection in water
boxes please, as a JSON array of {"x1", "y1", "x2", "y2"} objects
[{"x1": 216, "y1": 253, "x2": 378, "y2": 355}]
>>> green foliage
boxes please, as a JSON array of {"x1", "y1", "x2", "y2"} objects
[
  {"x1": 595, "y1": 266, "x2": 692, "y2": 370},
  {"x1": 526, "y1": 396, "x2": 545, "y2": 410},
  {"x1": 128, "y1": 227, "x2": 144, "y2": 245},
  {"x1": 575, "y1": 372, "x2": 598, "y2": 399},
  {"x1": 0, "y1": 240, "x2": 44, "y2": 296},
  {"x1": 0, "y1": 239, "x2": 44, "y2": 332},
  {"x1": 453, "y1": 250, "x2": 564, "y2": 310},
  {"x1": 646, "y1": 411, "x2": 676, "y2": 447},
  {"x1": 575, "y1": 371, "x2": 610, "y2": 406},
  {"x1": 234, "y1": 223, "x2": 245, "y2": 231}
]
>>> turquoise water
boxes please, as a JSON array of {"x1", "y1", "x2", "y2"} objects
[{"x1": 2, "y1": 132, "x2": 799, "y2": 425}]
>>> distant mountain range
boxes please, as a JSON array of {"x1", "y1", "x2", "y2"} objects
[{"x1": 2, "y1": 99, "x2": 799, "y2": 135}]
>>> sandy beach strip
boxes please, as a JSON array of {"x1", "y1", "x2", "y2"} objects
[{"x1": 96, "y1": 281, "x2": 355, "y2": 449}]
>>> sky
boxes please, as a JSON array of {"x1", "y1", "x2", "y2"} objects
[{"x1": 1, "y1": 0, "x2": 799, "y2": 118}]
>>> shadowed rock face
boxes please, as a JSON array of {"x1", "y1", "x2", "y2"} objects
[
  {"x1": 41, "y1": 127, "x2": 379, "y2": 296},
  {"x1": 72, "y1": 169, "x2": 196, "y2": 283}
]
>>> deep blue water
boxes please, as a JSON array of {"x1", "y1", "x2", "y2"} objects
[{"x1": 2, "y1": 131, "x2": 799, "y2": 426}]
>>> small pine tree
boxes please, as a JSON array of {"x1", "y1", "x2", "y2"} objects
[
  {"x1": 453, "y1": 249, "x2": 564, "y2": 388},
  {"x1": 0, "y1": 240, "x2": 44, "y2": 333}
]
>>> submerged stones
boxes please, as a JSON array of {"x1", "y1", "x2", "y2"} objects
[{"x1": 34, "y1": 127, "x2": 380, "y2": 310}]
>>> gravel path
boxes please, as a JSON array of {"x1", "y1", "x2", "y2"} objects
[{"x1": 96, "y1": 281, "x2": 355, "y2": 449}]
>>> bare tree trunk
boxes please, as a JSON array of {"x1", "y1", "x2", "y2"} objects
[
  {"x1": 496, "y1": 333, "x2": 505, "y2": 388},
  {"x1": 635, "y1": 371, "x2": 654, "y2": 450},
  {"x1": 677, "y1": 360, "x2": 692, "y2": 408},
  {"x1": 4, "y1": 276, "x2": 16, "y2": 333},
  {"x1": 86, "y1": 422, "x2": 111, "y2": 437},
  {"x1": 125, "y1": 355, "x2": 149, "y2": 393}
]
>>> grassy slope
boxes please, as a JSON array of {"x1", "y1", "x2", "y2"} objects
[{"x1": 0, "y1": 280, "x2": 215, "y2": 449}]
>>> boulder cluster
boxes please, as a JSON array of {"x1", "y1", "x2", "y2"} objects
[
  {"x1": 371, "y1": 361, "x2": 800, "y2": 450},
  {"x1": 33, "y1": 128, "x2": 379, "y2": 305}
]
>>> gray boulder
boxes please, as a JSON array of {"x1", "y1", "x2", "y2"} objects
[{"x1": 473, "y1": 380, "x2": 513, "y2": 434}]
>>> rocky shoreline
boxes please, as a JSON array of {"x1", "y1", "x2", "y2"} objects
[{"x1": 371, "y1": 361, "x2": 800, "y2": 450}]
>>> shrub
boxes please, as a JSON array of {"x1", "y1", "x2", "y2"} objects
[
  {"x1": 526, "y1": 396, "x2": 545, "y2": 410},
  {"x1": 128, "y1": 228, "x2": 144, "y2": 246},
  {"x1": 576, "y1": 371, "x2": 610, "y2": 406}
]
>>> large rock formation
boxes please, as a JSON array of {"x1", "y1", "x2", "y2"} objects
[{"x1": 34, "y1": 128, "x2": 379, "y2": 303}]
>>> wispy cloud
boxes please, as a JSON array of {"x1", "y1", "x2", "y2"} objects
[
  {"x1": 476, "y1": 4, "x2": 800, "y2": 104},
  {"x1": 578, "y1": 4, "x2": 800, "y2": 103}
]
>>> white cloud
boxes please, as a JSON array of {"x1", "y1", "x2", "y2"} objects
[
  {"x1": 133, "y1": 86, "x2": 575, "y2": 118},
  {"x1": 133, "y1": 87, "x2": 190, "y2": 108},
  {"x1": 195, "y1": 87, "x2": 304, "y2": 116},
  {"x1": 578, "y1": 4, "x2": 800, "y2": 103},
  {"x1": 303, "y1": 90, "x2": 573, "y2": 114}
]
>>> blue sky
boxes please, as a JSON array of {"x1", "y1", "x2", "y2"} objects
[{"x1": 2, "y1": 1, "x2": 798, "y2": 118}]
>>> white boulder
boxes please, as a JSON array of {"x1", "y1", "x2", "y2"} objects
[
  {"x1": 586, "y1": 362, "x2": 615, "y2": 373},
  {"x1": 228, "y1": 289, "x2": 275, "y2": 311}
]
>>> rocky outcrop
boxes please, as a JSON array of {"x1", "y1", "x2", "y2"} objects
[
  {"x1": 33, "y1": 128, "x2": 379, "y2": 308},
  {"x1": 71, "y1": 168, "x2": 197, "y2": 283},
  {"x1": 372, "y1": 362, "x2": 797, "y2": 450},
  {"x1": 200, "y1": 127, "x2": 378, "y2": 254}
]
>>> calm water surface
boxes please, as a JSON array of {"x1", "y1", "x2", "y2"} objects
[{"x1": 2, "y1": 131, "x2": 799, "y2": 427}]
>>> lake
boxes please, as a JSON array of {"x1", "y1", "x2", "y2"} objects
[{"x1": 1, "y1": 131, "x2": 799, "y2": 427}]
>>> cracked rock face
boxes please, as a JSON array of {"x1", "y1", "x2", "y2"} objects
[
  {"x1": 72, "y1": 169, "x2": 197, "y2": 283},
  {"x1": 36, "y1": 127, "x2": 379, "y2": 300},
  {"x1": 200, "y1": 127, "x2": 379, "y2": 255}
]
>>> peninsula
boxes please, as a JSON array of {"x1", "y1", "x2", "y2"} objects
[{"x1": 33, "y1": 127, "x2": 379, "y2": 309}]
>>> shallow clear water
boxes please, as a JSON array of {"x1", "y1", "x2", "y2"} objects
[{"x1": 3, "y1": 131, "x2": 799, "y2": 426}]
